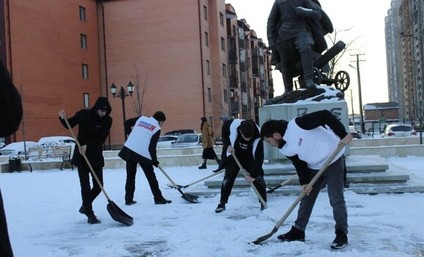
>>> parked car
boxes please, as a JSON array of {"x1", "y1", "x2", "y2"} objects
[
  {"x1": 214, "y1": 136, "x2": 224, "y2": 146},
  {"x1": 171, "y1": 133, "x2": 202, "y2": 148},
  {"x1": 383, "y1": 124, "x2": 417, "y2": 137},
  {"x1": 37, "y1": 136, "x2": 76, "y2": 147},
  {"x1": 164, "y1": 129, "x2": 198, "y2": 136},
  {"x1": 36, "y1": 136, "x2": 76, "y2": 157},
  {"x1": 348, "y1": 126, "x2": 362, "y2": 139},
  {"x1": 0, "y1": 141, "x2": 37, "y2": 157},
  {"x1": 157, "y1": 135, "x2": 178, "y2": 148}
]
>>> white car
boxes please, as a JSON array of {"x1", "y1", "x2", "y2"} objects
[
  {"x1": 157, "y1": 135, "x2": 178, "y2": 148},
  {"x1": 36, "y1": 136, "x2": 76, "y2": 157},
  {"x1": 37, "y1": 136, "x2": 76, "y2": 146},
  {"x1": 171, "y1": 133, "x2": 202, "y2": 148},
  {"x1": 0, "y1": 141, "x2": 37, "y2": 157},
  {"x1": 383, "y1": 124, "x2": 417, "y2": 137}
]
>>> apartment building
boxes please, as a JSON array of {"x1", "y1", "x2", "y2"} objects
[
  {"x1": 386, "y1": 0, "x2": 424, "y2": 125},
  {"x1": 0, "y1": 0, "x2": 272, "y2": 147}
]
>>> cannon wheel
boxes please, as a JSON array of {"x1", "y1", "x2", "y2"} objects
[{"x1": 334, "y1": 71, "x2": 350, "y2": 92}]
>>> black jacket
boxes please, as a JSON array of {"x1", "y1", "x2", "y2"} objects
[
  {"x1": 222, "y1": 119, "x2": 264, "y2": 174},
  {"x1": 60, "y1": 97, "x2": 112, "y2": 168},
  {"x1": 0, "y1": 58, "x2": 23, "y2": 137}
]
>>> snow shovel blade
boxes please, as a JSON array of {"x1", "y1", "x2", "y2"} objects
[
  {"x1": 167, "y1": 183, "x2": 182, "y2": 189},
  {"x1": 181, "y1": 192, "x2": 199, "y2": 203},
  {"x1": 252, "y1": 226, "x2": 279, "y2": 245},
  {"x1": 266, "y1": 185, "x2": 281, "y2": 193},
  {"x1": 107, "y1": 200, "x2": 134, "y2": 226}
]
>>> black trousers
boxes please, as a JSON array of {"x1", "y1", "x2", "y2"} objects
[
  {"x1": 0, "y1": 190, "x2": 13, "y2": 257},
  {"x1": 125, "y1": 160, "x2": 163, "y2": 202},
  {"x1": 78, "y1": 165, "x2": 103, "y2": 215},
  {"x1": 219, "y1": 155, "x2": 267, "y2": 204}
]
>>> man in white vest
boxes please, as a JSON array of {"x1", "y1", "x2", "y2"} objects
[
  {"x1": 118, "y1": 111, "x2": 171, "y2": 205},
  {"x1": 260, "y1": 109, "x2": 352, "y2": 249}
]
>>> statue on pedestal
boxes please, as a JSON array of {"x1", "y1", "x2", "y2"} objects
[{"x1": 266, "y1": 0, "x2": 349, "y2": 105}]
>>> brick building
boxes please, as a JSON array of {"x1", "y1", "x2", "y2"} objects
[{"x1": 0, "y1": 0, "x2": 272, "y2": 147}]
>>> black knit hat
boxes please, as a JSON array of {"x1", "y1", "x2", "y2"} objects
[
  {"x1": 153, "y1": 111, "x2": 166, "y2": 122},
  {"x1": 239, "y1": 120, "x2": 255, "y2": 138}
]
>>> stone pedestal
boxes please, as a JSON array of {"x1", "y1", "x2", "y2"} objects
[{"x1": 259, "y1": 100, "x2": 349, "y2": 161}]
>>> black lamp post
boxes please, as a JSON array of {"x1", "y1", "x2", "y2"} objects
[{"x1": 110, "y1": 81, "x2": 134, "y2": 140}]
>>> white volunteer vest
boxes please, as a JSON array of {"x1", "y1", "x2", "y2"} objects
[
  {"x1": 279, "y1": 119, "x2": 344, "y2": 170},
  {"x1": 124, "y1": 116, "x2": 160, "y2": 160}
]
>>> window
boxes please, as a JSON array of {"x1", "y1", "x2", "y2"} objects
[
  {"x1": 83, "y1": 93, "x2": 90, "y2": 108},
  {"x1": 80, "y1": 34, "x2": 87, "y2": 49},
  {"x1": 82, "y1": 64, "x2": 89, "y2": 79},
  {"x1": 224, "y1": 89, "x2": 228, "y2": 103},
  {"x1": 79, "y1": 6, "x2": 86, "y2": 22},
  {"x1": 221, "y1": 37, "x2": 225, "y2": 51},
  {"x1": 206, "y1": 60, "x2": 210, "y2": 75},
  {"x1": 219, "y1": 12, "x2": 224, "y2": 26},
  {"x1": 207, "y1": 88, "x2": 212, "y2": 102},
  {"x1": 205, "y1": 32, "x2": 209, "y2": 46},
  {"x1": 203, "y1": 5, "x2": 208, "y2": 20},
  {"x1": 222, "y1": 63, "x2": 227, "y2": 77}
]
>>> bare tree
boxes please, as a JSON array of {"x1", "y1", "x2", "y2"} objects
[
  {"x1": 128, "y1": 65, "x2": 148, "y2": 117},
  {"x1": 326, "y1": 27, "x2": 359, "y2": 76}
]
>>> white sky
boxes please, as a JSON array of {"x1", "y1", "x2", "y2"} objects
[
  {"x1": 225, "y1": 0, "x2": 393, "y2": 113},
  {"x1": 1, "y1": 155, "x2": 424, "y2": 256}
]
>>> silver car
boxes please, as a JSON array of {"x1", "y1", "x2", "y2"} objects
[
  {"x1": 157, "y1": 135, "x2": 178, "y2": 148},
  {"x1": 171, "y1": 133, "x2": 202, "y2": 148}
]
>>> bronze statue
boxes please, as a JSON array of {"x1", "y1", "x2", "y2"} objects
[{"x1": 267, "y1": 0, "x2": 333, "y2": 97}]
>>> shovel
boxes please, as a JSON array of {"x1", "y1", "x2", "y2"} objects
[
  {"x1": 157, "y1": 165, "x2": 199, "y2": 203},
  {"x1": 252, "y1": 143, "x2": 345, "y2": 244},
  {"x1": 266, "y1": 174, "x2": 298, "y2": 193},
  {"x1": 63, "y1": 117, "x2": 133, "y2": 226},
  {"x1": 232, "y1": 155, "x2": 268, "y2": 209},
  {"x1": 167, "y1": 170, "x2": 224, "y2": 189}
]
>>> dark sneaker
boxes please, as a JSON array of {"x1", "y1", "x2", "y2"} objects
[
  {"x1": 277, "y1": 226, "x2": 305, "y2": 242},
  {"x1": 78, "y1": 206, "x2": 86, "y2": 215},
  {"x1": 154, "y1": 197, "x2": 172, "y2": 204},
  {"x1": 215, "y1": 202, "x2": 226, "y2": 213},
  {"x1": 331, "y1": 230, "x2": 348, "y2": 249},
  {"x1": 198, "y1": 163, "x2": 207, "y2": 169},
  {"x1": 87, "y1": 214, "x2": 101, "y2": 224},
  {"x1": 125, "y1": 200, "x2": 137, "y2": 205},
  {"x1": 213, "y1": 164, "x2": 225, "y2": 173},
  {"x1": 260, "y1": 203, "x2": 266, "y2": 211}
]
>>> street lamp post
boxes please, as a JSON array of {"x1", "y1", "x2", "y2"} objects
[
  {"x1": 110, "y1": 81, "x2": 134, "y2": 140},
  {"x1": 350, "y1": 54, "x2": 365, "y2": 134}
]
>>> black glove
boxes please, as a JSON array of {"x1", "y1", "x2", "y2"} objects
[{"x1": 152, "y1": 160, "x2": 159, "y2": 167}]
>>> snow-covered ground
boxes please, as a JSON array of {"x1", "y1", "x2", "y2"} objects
[{"x1": 1, "y1": 156, "x2": 423, "y2": 257}]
